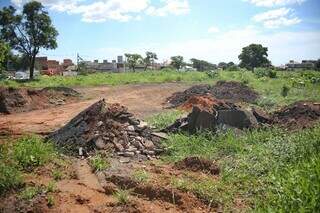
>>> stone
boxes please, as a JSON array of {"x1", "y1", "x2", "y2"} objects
[
  {"x1": 97, "y1": 121, "x2": 104, "y2": 127},
  {"x1": 95, "y1": 137, "x2": 106, "y2": 150},
  {"x1": 142, "y1": 140, "x2": 155, "y2": 149},
  {"x1": 188, "y1": 106, "x2": 217, "y2": 133},
  {"x1": 127, "y1": 125, "x2": 135, "y2": 131},
  {"x1": 126, "y1": 146, "x2": 138, "y2": 152},
  {"x1": 138, "y1": 121, "x2": 148, "y2": 128},
  {"x1": 151, "y1": 132, "x2": 168, "y2": 140},
  {"x1": 123, "y1": 151, "x2": 135, "y2": 157},
  {"x1": 114, "y1": 143, "x2": 124, "y2": 152},
  {"x1": 217, "y1": 109, "x2": 258, "y2": 129},
  {"x1": 252, "y1": 107, "x2": 271, "y2": 124},
  {"x1": 143, "y1": 150, "x2": 155, "y2": 155},
  {"x1": 132, "y1": 140, "x2": 144, "y2": 149}
]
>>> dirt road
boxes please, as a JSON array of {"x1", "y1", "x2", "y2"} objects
[{"x1": 0, "y1": 83, "x2": 190, "y2": 136}]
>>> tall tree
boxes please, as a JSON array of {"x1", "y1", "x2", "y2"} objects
[
  {"x1": 238, "y1": 44, "x2": 270, "y2": 70},
  {"x1": 171, "y1": 56, "x2": 184, "y2": 70},
  {"x1": 143, "y1": 51, "x2": 158, "y2": 71},
  {"x1": 190, "y1": 58, "x2": 216, "y2": 71},
  {"x1": 0, "y1": 40, "x2": 10, "y2": 72},
  {"x1": 0, "y1": 1, "x2": 58, "y2": 79},
  {"x1": 125, "y1": 53, "x2": 142, "y2": 72}
]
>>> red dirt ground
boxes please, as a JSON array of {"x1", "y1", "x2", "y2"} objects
[{"x1": 0, "y1": 83, "x2": 190, "y2": 136}]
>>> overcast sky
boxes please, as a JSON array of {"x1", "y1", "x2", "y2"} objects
[{"x1": 1, "y1": 0, "x2": 320, "y2": 65}]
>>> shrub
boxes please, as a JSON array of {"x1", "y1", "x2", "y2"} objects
[
  {"x1": 206, "y1": 70, "x2": 219, "y2": 79},
  {"x1": 254, "y1": 68, "x2": 277, "y2": 78},
  {"x1": 13, "y1": 136, "x2": 56, "y2": 171},
  {"x1": 281, "y1": 85, "x2": 290, "y2": 97}
]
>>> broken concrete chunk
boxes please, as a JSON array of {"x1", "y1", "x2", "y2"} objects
[
  {"x1": 94, "y1": 137, "x2": 106, "y2": 150},
  {"x1": 217, "y1": 109, "x2": 258, "y2": 129}
]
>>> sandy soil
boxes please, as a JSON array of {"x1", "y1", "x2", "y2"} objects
[{"x1": 0, "y1": 83, "x2": 190, "y2": 136}]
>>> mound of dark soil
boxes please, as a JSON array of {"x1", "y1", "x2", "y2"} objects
[
  {"x1": 167, "y1": 81, "x2": 259, "y2": 108},
  {"x1": 174, "y1": 157, "x2": 220, "y2": 175},
  {"x1": 0, "y1": 86, "x2": 80, "y2": 114},
  {"x1": 47, "y1": 99, "x2": 164, "y2": 158},
  {"x1": 272, "y1": 101, "x2": 320, "y2": 129}
]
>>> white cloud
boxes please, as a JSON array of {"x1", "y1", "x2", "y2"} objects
[
  {"x1": 253, "y1": 7, "x2": 301, "y2": 28},
  {"x1": 208, "y1": 26, "x2": 220, "y2": 33},
  {"x1": 146, "y1": 0, "x2": 190, "y2": 16},
  {"x1": 11, "y1": 0, "x2": 190, "y2": 22},
  {"x1": 96, "y1": 26, "x2": 320, "y2": 65},
  {"x1": 245, "y1": 0, "x2": 306, "y2": 7}
]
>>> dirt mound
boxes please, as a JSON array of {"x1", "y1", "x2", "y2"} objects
[
  {"x1": 174, "y1": 157, "x2": 220, "y2": 175},
  {"x1": 178, "y1": 95, "x2": 236, "y2": 112},
  {"x1": 47, "y1": 99, "x2": 164, "y2": 158},
  {"x1": 0, "y1": 86, "x2": 80, "y2": 114},
  {"x1": 167, "y1": 81, "x2": 259, "y2": 108},
  {"x1": 272, "y1": 101, "x2": 320, "y2": 129}
]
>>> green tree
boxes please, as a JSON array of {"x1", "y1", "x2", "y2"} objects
[
  {"x1": 316, "y1": 59, "x2": 320, "y2": 71},
  {"x1": 0, "y1": 40, "x2": 10, "y2": 72},
  {"x1": 171, "y1": 56, "x2": 184, "y2": 70},
  {"x1": 125, "y1": 53, "x2": 142, "y2": 72},
  {"x1": 0, "y1": 1, "x2": 58, "y2": 79},
  {"x1": 190, "y1": 58, "x2": 216, "y2": 71},
  {"x1": 238, "y1": 44, "x2": 271, "y2": 70},
  {"x1": 143, "y1": 51, "x2": 158, "y2": 71},
  {"x1": 218, "y1": 62, "x2": 227, "y2": 70}
]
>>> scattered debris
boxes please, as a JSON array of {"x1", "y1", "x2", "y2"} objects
[
  {"x1": 0, "y1": 87, "x2": 80, "y2": 114},
  {"x1": 272, "y1": 101, "x2": 320, "y2": 129},
  {"x1": 47, "y1": 100, "x2": 164, "y2": 158},
  {"x1": 164, "y1": 97, "x2": 257, "y2": 133},
  {"x1": 167, "y1": 81, "x2": 259, "y2": 108},
  {"x1": 174, "y1": 157, "x2": 220, "y2": 175}
]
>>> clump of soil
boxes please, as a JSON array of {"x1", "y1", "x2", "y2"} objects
[
  {"x1": 47, "y1": 99, "x2": 164, "y2": 158},
  {"x1": 0, "y1": 86, "x2": 80, "y2": 114},
  {"x1": 272, "y1": 101, "x2": 320, "y2": 129},
  {"x1": 174, "y1": 157, "x2": 220, "y2": 175},
  {"x1": 167, "y1": 81, "x2": 259, "y2": 108},
  {"x1": 178, "y1": 95, "x2": 237, "y2": 112}
]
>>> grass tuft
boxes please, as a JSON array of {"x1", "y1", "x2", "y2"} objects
[
  {"x1": 113, "y1": 189, "x2": 130, "y2": 205},
  {"x1": 89, "y1": 154, "x2": 110, "y2": 172}
]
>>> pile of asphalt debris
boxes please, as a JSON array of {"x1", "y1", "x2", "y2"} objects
[
  {"x1": 167, "y1": 81, "x2": 259, "y2": 108},
  {"x1": 47, "y1": 100, "x2": 165, "y2": 159}
]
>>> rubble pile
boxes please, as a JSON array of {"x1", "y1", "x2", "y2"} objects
[
  {"x1": 0, "y1": 86, "x2": 80, "y2": 114},
  {"x1": 272, "y1": 101, "x2": 320, "y2": 129},
  {"x1": 167, "y1": 81, "x2": 259, "y2": 108},
  {"x1": 47, "y1": 100, "x2": 164, "y2": 158},
  {"x1": 164, "y1": 99, "x2": 258, "y2": 133}
]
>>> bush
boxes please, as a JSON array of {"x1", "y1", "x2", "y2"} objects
[
  {"x1": 13, "y1": 136, "x2": 56, "y2": 171},
  {"x1": 254, "y1": 68, "x2": 277, "y2": 78},
  {"x1": 281, "y1": 85, "x2": 290, "y2": 97},
  {"x1": 206, "y1": 70, "x2": 219, "y2": 79}
]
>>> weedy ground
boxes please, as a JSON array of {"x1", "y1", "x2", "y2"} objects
[{"x1": 146, "y1": 111, "x2": 320, "y2": 212}]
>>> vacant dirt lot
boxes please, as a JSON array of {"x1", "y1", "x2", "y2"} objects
[{"x1": 0, "y1": 83, "x2": 190, "y2": 136}]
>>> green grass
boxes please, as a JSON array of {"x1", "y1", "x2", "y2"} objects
[
  {"x1": 132, "y1": 169, "x2": 150, "y2": 183},
  {"x1": 0, "y1": 70, "x2": 209, "y2": 88},
  {"x1": 163, "y1": 125, "x2": 320, "y2": 211},
  {"x1": 89, "y1": 154, "x2": 110, "y2": 172},
  {"x1": 19, "y1": 186, "x2": 42, "y2": 200},
  {"x1": 146, "y1": 110, "x2": 184, "y2": 130},
  {"x1": 0, "y1": 136, "x2": 56, "y2": 194},
  {"x1": 13, "y1": 136, "x2": 56, "y2": 171},
  {"x1": 113, "y1": 189, "x2": 131, "y2": 205}
]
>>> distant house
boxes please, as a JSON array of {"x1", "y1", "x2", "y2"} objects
[
  {"x1": 84, "y1": 56, "x2": 125, "y2": 72},
  {"x1": 285, "y1": 60, "x2": 317, "y2": 70}
]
